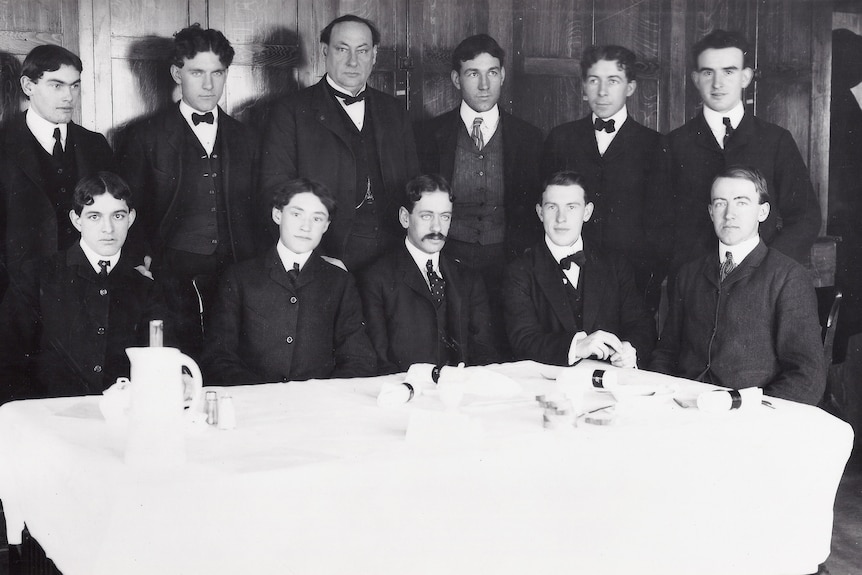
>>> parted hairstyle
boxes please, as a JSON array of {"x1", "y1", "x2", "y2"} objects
[
  {"x1": 692, "y1": 29, "x2": 752, "y2": 69},
  {"x1": 450, "y1": 34, "x2": 505, "y2": 71},
  {"x1": 73, "y1": 172, "x2": 134, "y2": 215},
  {"x1": 271, "y1": 178, "x2": 337, "y2": 220},
  {"x1": 580, "y1": 45, "x2": 638, "y2": 82},
  {"x1": 172, "y1": 23, "x2": 235, "y2": 68},
  {"x1": 712, "y1": 165, "x2": 771, "y2": 204},
  {"x1": 403, "y1": 174, "x2": 455, "y2": 212},
  {"x1": 21, "y1": 44, "x2": 82, "y2": 82},
  {"x1": 542, "y1": 170, "x2": 592, "y2": 204},
  {"x1": 320, "y1": 15, "x2": 381, "y2": 47}
]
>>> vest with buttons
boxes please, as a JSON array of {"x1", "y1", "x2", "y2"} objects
[
  {"x1": 32, "y1": 131, "x2": 78, "y2": 250},
  {"x1": 561, "y1": 269, "x2": 584, "y2": 330},
  {"x1": 166, "y1": 126, "x2": 229, "y2": 255},
  {"x1": 330, "y1": 97, "x2": 385, "y2": 239},
  {"x1": 449, "y1": 124, "x2": 506, "y2": 245}
]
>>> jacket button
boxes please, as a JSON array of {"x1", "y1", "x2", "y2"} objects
[
  {"x1": 97, "y1": 327, "x2": 105, "y2": 335},
  {"x1": 99, "y1": 289, "x2": 108, "y2": 296},
  {"x1": 286, "y1": 336, "x2": 294, "y2": 344},
  {"x1": 93, "y1": 365, "x2": 102, "y2": 373},
  {"x1": 290, "y1": 296, "x2": 297, "y2": 304}
]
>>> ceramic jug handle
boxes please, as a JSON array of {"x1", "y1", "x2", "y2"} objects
[{"x1": 179, "y1": 353, "x2": 204, "y2": 412}]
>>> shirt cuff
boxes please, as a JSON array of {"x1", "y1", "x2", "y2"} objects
[{"x1": 567, "y1": 331, "x2": 587, "y2": 366}]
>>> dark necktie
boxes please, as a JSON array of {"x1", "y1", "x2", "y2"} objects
[
  {"x1": 98, "y1": 259, "x2": 110, "y2": 279},
  {"x1": 722, "y1": 117, "x2": 734, "y2": 147},
  {"x1": 286, "y1": 262, "x2": 300, "y2": 286},
  {"x1": 471, "y1": 117, "x2": 485, "y2": 150},
  {"x1": 426, "y1": 259, "x2": 445, "y2": 307},
  {"x1": 559, "y1": 250, "x2": 586, "y2": 271},
  {"x1": 329, "y1": 85, "x2": 366, "y2": 105},
  {"x1": 192, "y1": 111, "x2": 214, "y2": 125},
  {"x1": 719, "y1": 251, "x2": 736, "y2": 282},
  {"x1": 594, "y1": 117, "x2": 615, "y2": 133},
  {"x1": 52, "y1": 127, "x2": 63, "y2": 161}
]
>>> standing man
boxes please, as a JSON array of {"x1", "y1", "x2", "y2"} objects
[
  {"x1": 116, "y1": 24, "x2": 264, "y2": 354},
  {"x1": 650, "y1": 166, "x2": 825, "y2": 405},
  {"x1": 359, "y1": 174, "x2": 498, "y2": 374},
  {"x1": 667, "y1": 29, "x2": 820, "y2": 271},
  {"x1": 415, "y1": 34, "x2": 543, "y2": 353},
  {"x1": 542, "y1": 45, "x2": 670, "y2": 311},
  {"x1": 503, "y1": 171, "x2": 655, "y2": 367},
  {"x1": 261, "y1": 14, "x2": 419, "y2": 272},
  {"x1": 0, "y1": 44, "x2": 113, "y2": 299}
]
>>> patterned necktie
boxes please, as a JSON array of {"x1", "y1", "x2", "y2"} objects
[
  {"x1": 192, "y1": 111, "x2": 214, "y2": 125},
  {"x1": 286, "y1": 262, "x2": 300, "y2": 286},
  {"x1": 722, "y1": 117, "x2": 734, "y2": 148},
  {"x1": 471, "y1": 117, "x2": 484, "y2": 151},
  {"x1": 559, "y1": 250, "x2": 586, "y2": 271},
  {"x1": 719, "y1": 251, "x2": 736, "y2": 282},
  {"x1": 98, "y1": 260, "x2": 110, "y2": 279},
  {"x1": 594, "y1": 117, "x2": 615, "y2": 133},
  {"x1": 426, "y1": 259, "x2": 445, "y2": 307},
  {"x1": 52, "y1": 127, "x2": 63, "y2": 161}
]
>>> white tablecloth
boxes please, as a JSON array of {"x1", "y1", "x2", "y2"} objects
[{"x1": 0, "y1": 361, "x2": 853, "y2": 575}]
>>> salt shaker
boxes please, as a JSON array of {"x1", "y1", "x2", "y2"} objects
[
  {"x1": 217, "y1": 395, "x2": 236, "y2": 430},
  {"x1": 205, "y1": 390, "x2": 218, "y2": 425}
]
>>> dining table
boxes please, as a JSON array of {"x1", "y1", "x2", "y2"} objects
[{"x1": 0, "y1": 360, "x2": 854, "y2": 575}]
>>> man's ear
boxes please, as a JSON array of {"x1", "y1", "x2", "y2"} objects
[
  {"x1": 272, "y1": 207, "x2": 282, "y2": 226},
  {"x1": 399, "y1": 206, "x2": 410, "y2": 230},
  {"x1": 535, "y1": 203, "x2": 544, "y2": 222},
  {"x1": 758, "y1": 202, "x2": 771, "y2": 222},
  {"x1": 741, "y1": 67, "x2": 754, "y2": 89},
  {"x1": 169, "y1": 65, "x2": 183, "y2": 86},
  {"x1": 69, "y1": 209, "x2": 82, "y2": 232},
  {"x1": 626, "y1": 79, "x2": 637, "y2": 98},
  {"x1": 128, "y1": 208, "x2": 137, "y2": 227},
  {"x1": 450, "y1": 69, "x2": 461, "y2": 91},
  {"x1": 20, "y1": 76, "x2": 35, "y2": 98},
  {"x1": 583, "y1": 202, "x2": 594, "y2": 222}
]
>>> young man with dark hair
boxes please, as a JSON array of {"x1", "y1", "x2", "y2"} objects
[
  {"x1": 415, "y1": 33, "x2": 543, "y2": 357},
  {"x1": 667, "y1": 29, "x2": 820, "y2": 270},
  {"x1": 503, "y1": 171, "x2": 655, "y2": 367},
  {"x1": 542, "y1": 44, "x2": 670, "y2": 312},
  {"x1": 0, "y1": 172, "x2": 168, "y2": 403},
  {"x1": 261, "y1": 14, "x2": 419, "y2": 272},
  {"x1": 202, "y1": 178, "x2": 376, "y2": 384},
  {"x1": 0, "y1": 43, "x2": 113, "y2": 300},
  {"x1": 116, "y1": 23, "x2": 265, "y2": 356},
  {"x1": 650, "y1": 166, "x2": 825, "y2": 405},
  {"x1": 359, "y1": 174, "x2": 498, "y2": 374}
]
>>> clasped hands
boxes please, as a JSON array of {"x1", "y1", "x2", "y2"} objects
[{"x1": 575, "y1": 330, "x2": 637, "y2": 368}]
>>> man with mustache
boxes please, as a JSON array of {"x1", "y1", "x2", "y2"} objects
[{"x1": 358, "y1": 174, "x2": 498, "y2": 374}]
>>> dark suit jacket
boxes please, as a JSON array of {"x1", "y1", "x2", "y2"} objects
[
  {"x1": 503, "y1": 240, "x2": 656, "y2": 366},
  {"x1": 0, "y1": 244, "x2": 168, "y2": 403},
  {"x1": 542, "y1": 115, "x2": 671, "y2": 275},
  {"x1": 649, "y1": 241, "x2": 825, "y2": 405},
  {"x1": 115, "y1": 104, "x2": 265, "y2": 263},
  {"x1": 415, "y1": 109, "x2": 543, "y2": 258},
  {"x1": 667, "y1": 112, "x2": 821, "y2": 269},
  {"x1": 201, "y1": 247, "x2": 376, "y2": 384},
  {"x1": 0, "y1": 113, "x2": 113, "y2": 298},
  {"x1": 260, "y1": 78, "x2": 419, "y2": 259},
  {"x1": 358, "y1": 245, "x2": 499, "y2": 374}
]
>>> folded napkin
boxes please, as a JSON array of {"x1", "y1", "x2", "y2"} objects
[{"x1": 696, "y1": 387, "x2": 763, "y2": 412}]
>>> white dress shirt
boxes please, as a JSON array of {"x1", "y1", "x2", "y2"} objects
[
  {"x1": 544, "y1": 235, "x2": 589, "y2": 365},
  {"x1": 26, "y1": 108, "x2": 67, "y2": 155},
  {"x1": 276, "y1": 240, "x2": 313, "y2": 273},
  {"x1": 405, "y1": 238, "x2": 442, "y2": 290},
  {"x1": 703, "y1": 101, "x2": 744, "y2": 149},
  {"x1": 179, "y1": 100, "x2": 219, "y2": 156},
  {"x1": 718, "y1": 234, "x2": 760, "y2": 269},
  {"x1": 326, "y1": 75, "x2": 367, "y2": 131},
  {"x1": 593, "y1": 105, "x2": 628, "y2": 156},
  {"x1": 459, "y1": 101, "x2": 500, "y2": 143},
  {"x1": 79, "y1": 240, "x2": 121, "y2": 276}
]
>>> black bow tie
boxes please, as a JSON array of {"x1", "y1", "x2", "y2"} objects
[
  {"x1": 559, "y1": 250, "x2": 586, "y2": 270},
  {"x1": 192, "y1": 111, "x2": 214, "y2": 125},
  {"x1": 594, "y1": 117, "x2": 615, "y2": 133},
  {"x1": 329, "y1": 86, "x2": 366, "y2": 105}
]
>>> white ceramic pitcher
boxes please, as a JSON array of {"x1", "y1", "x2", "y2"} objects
[{"x1": 124, "y1": 347, "x2": 203, "y2": 467}]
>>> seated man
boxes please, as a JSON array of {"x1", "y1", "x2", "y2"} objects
[
  {"x1": 202, "y1": 178, "x2": 376, "y2": 384},
  {"x1": 359, "y1": 174, "x2": 498, "y2": 374},
  {"x1": 650, "y1": 166, "x2": 825, "y2": 405},
  {"x1": 503, "y1": 170, "x2": 655, "y2": 367},
  {"x1": 0, "y1": 172, "x2": 167, "y2": 403}
]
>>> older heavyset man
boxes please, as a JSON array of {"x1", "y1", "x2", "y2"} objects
[
  {"x1": 650, "y1": 166, "x2": 825, "y2": 405},
  {"x1": 261, "y1": 14, "x2": 419, "y2": 272}
]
